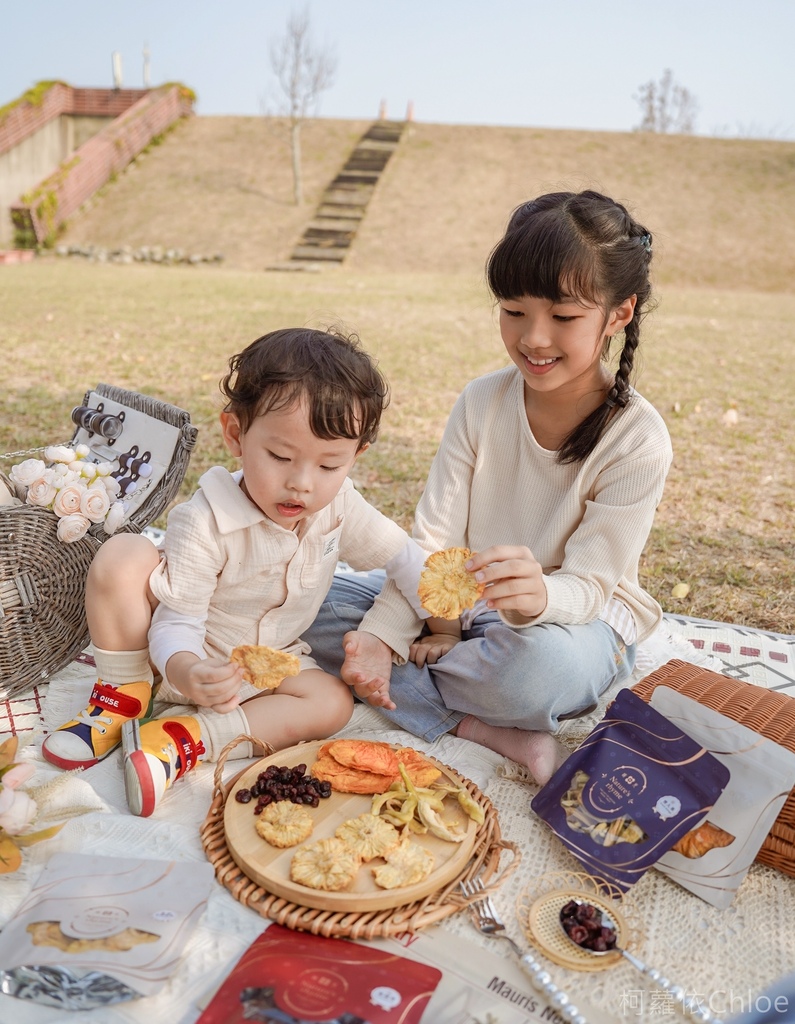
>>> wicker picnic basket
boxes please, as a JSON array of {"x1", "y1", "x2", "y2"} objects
[
  {"x1": 0, "y1": 383, "x2": 197, "y2": 699},
  {"x1": 633, "y1": 658, "x2": 795, "y2": 878}
]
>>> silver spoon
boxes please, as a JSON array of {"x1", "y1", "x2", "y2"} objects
[{"x1": 559, "y1": 899, "x2": 716, "y2": 1023}]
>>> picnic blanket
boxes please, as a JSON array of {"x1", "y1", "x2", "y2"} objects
[{"x1": 2, "y1": 615, "x2": 795, "y2": 1024}]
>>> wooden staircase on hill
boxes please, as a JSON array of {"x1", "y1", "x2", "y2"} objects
[{"x1": 289, "y1": 120, "x2": 406, "y2": 264}]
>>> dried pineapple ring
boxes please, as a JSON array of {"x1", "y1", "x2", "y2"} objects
[
  {"x1": 335, "y1": 813, "x2": 401, "y2": 861},
  {"x1": 290, "y1": 837, "x2": 361, "y2": 891},
  {"x1": 255, "y1": 801, "x2": 313, "y2": 848},
  {"x1": 417, "y1": 547, "x2": 485, "y2": 619},
  {"x1": 230, "y1": 644, "x2": 300, "y2": 690},
  {"x1": 372, "y1": 836, "x2": 435, "y2": 889}
]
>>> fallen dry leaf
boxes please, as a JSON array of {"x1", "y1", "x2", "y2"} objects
[{"x1": 672, "y1": 583, "x2": 691, "y2": 599}]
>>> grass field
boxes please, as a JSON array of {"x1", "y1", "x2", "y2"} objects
[{"x1": 2, "y1": 260, "x2": 793, "y2": 633}]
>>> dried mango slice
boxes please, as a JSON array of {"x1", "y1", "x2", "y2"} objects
[
  {"x1": 311, "y1": 753, "x2": 395, "y2": 794},
  {"x1": 290, "y1": 837, "x2": 361, "y2": 891},
  {"x1": 395, "y1": 747, "x2": 442, "y2": 787},
  {"x1": 327, "y1": 738, "x2": 399, "y2": 777},
  {"x1": 417, "y1": 547, "x2": 485, "y2": 619},
  {"x1": 230, "y1": 645, "x2": 300, "y2": 690},
  {"x1": 335, "y1": 812, "x2": 401, "y2": 861},
  {"x1": 255, "y1": 801, "x2": 313, "y2": 848},
  {"x1": 372, "y1": 836, "x2": 435, "y2": 889}
]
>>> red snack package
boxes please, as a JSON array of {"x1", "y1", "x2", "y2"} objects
[{"x1": 197, "y1": 923, "x2": 442, "y2": 1024}]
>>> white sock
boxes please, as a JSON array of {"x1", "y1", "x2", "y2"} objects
[
  {"x1": 92, "y1": 646, "x2": 153, "y2": 688},
  {"x1": 194, "y1": 705, "x2": 256, "y2": 762}
]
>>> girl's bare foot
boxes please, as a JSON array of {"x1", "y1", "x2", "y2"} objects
[{"x1": 456, "y1": 714, "x2": 567, "y2": 785}]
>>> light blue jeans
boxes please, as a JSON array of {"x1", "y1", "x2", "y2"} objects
[{"x1": 302, "y1": 571, "x2": 636, "y2": 743}]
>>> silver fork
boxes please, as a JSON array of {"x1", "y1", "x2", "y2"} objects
[{"x1": 459, "y1": 878, "x2": 589, "y2": 1024}]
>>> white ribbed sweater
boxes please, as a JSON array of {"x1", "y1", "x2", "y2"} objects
[{"x1": 361, "y1": 366, "x2": 673, "y2": 660}]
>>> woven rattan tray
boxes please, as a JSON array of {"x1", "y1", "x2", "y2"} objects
[
  {"x1": 632, "y1": 659, "x2": 795, "y2": 877},
  {"x1": 516, "y1": 870, "x2": 644, "y2": 972},
  {"x1": 201, "y1": 735, "x2": 520, "y2": 939}
]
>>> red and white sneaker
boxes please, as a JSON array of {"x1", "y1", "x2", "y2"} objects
[
  {"x1": 42, "y1": 680, "x2": 153, "y2": 770},
  {"x1": 122, "y1": 715, "x2": 205, "y2": 817}
]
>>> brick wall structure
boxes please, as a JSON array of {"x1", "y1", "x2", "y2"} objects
[
  {"x1": 2, "y1": 83, "x2": 194, "y2": 246},
  {"x1": 0, "y1": 85, "x2": 150, "y2": 156}
]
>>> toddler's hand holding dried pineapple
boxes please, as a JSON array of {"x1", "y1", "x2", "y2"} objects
[{"x1": 230, "y1": 645, "x2": 300, "y2": 690}]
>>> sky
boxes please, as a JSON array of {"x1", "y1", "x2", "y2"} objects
[{"x1": 1, "y1": 1, "x2": 793, "y2": 140}]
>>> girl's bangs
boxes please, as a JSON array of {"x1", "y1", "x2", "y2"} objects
[{"x1": 488, "y1": 217, "x2": 599, "y2": 305}]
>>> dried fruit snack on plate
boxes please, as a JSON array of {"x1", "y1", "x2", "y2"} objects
[
  {"x1": 335, "y1": 813, "x2": 400, "y2": 861},
  {"x1": 326, "y1": 738, "x2": 399, "y2": 776},
  {"x1": 311, "y1": 740, "x2": 442, "y2": 794},
  {"x1": 255, "y1": 802, "x2": 314, "y2": 848},
  {"x1": 230, "y1": 645, "x2": 300, "y2": 690},
  {"x1": 290, "y1": 837, "x2": 361, "y2": 891},
  {"x1": 372, "y1": 835, "x2": 435, "y2": 889},
  {"x1": 417, "y1": 547, "x2": 485, "y2": 619}
]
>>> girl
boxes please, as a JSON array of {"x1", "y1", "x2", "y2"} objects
[{"x1": 304, "y1": 190, "x2": 673, "y2": 785}]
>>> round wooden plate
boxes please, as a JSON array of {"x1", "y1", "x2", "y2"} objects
[{"x1": 223, "y1": 740, "x2": 480, "y2": 912}]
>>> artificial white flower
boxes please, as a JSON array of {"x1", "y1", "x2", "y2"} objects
[
  {"x1": 95, "y1": 460, "x2": 118, "y2": 477},
  {"x1": 25, "y1": 477, "x2": 58, "y2": 508},
  {"x1": 56, "y1": 512, "x2": 91, "y2": 543},
  {"x1": 80, "y1": 486, "x2": 111, "y2": 523},
  {"x1": 102, "y1": 476, "x2": 121, "y2": 497},
  {"x1": 60, "y1": 468, "x2": 82, "y2": 486},
  {"x1": 9, "y1": 458, "x2": 46, "y2": 488},
  {"x1": 79, "y1": 461, "x2": 99, "y2": 479},
  {"x1": 53, "y1": 462, "x2": 69, "y2": 478},
  {"x1": 75, "y1": 443, "x2": 91, "y2": 458},
  {"x1": 44, "y1": 445, "x2": 76, "y2": 464},
  {"x1": 52, "y1": 484, "x2": 84, "y2": 518},
  {"x1": 103, "y1": 501, "x2": 126, "y2": 535}
]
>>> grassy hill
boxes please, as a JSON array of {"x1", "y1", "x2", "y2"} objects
[
  {"x1": 58, "y1": 115, "x2": 795, "y2": 292},
  {"x1": 5, "y1": 118, "x2": 794, "y2": 631}
]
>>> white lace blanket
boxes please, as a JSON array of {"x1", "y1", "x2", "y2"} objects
[{"x1": 2, "y1": 624, "x2": 794, "y2": 1024}]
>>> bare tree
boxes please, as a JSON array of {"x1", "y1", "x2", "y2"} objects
[
  {"x1": 269, "y1": 8, "x2": 337, "y2": 205},
  {"x1": 634, "y1": 69, "x2": 698, "y2": 134}
]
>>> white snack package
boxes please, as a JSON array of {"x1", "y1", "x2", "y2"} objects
[
  {"x1": 0, "y1": 853, "x2": 214, "y2": 1010},
  {"x1": 651, "y1": 686, "x2": 795, "y2": 908}
]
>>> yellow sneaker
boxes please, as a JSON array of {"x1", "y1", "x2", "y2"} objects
[
  {"x1": 42, "y1": 680, "x2": 153, "y2": 770},
  {"x1": 122, "y1": 716, "x2": 205, "y2": 817}
]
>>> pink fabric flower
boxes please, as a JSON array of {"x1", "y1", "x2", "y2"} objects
[
  {"x1": 0, "y1": 789, "x2": 37, "y2": 835},
  {"x1": 80, "y1": 485, "x2": 110, "y2": 523},
  {"x1": 52, "y1": 484, "x2": 84, "y2": 518},
  {"x1": 25, "y1": 477, "x2": 58, "y2": 508},
  {"x1": 56, "y1": 512, "x2": 91, "y2": 543},
  {"x1": 2, "y1": 763, "x2": 35, "y2": 789}
]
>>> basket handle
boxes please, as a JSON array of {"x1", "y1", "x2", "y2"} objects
[{"x1": 212, "y1": 733, "x2": 274, "y2": 799}]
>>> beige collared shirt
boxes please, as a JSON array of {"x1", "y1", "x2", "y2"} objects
[{"x1": 148, "y1": 467, "x2": 409, "y2": 698}]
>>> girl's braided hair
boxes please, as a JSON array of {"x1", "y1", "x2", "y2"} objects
[{"x1": 486, "y1": 190, "x2": 654, "y2": 463}]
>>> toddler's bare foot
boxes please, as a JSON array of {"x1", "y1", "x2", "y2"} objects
[{"x1": 456, "y1": 715, "x2": 567, "y2": 786}]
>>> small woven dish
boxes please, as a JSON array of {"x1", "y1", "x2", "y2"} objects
[
  {"x1": 201, "y1": 734, "x2": 521, "y2": 940},
  {"x1": 516, "y1": 870, "x2": 644, "y2": 972}
]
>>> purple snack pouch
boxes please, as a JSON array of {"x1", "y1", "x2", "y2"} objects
[{"x1": 531, "y1": 688, "x2": 731, "y2": 892}]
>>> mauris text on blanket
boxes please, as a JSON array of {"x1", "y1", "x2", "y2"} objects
[{"x1": 531, "y1": 689, "x2": 731, "y2": 893}]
